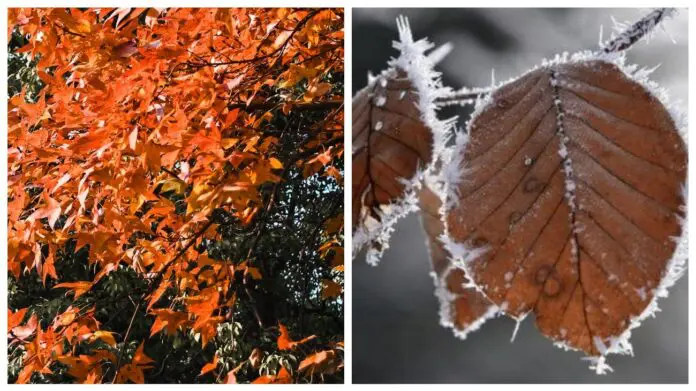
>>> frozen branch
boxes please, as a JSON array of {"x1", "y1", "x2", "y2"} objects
[
  {"x1": 434, "y1": 86, "x2": 495, "y2": 107},
  {"x1": 602, "y1": 8, "x2": 676, "y2": 53},
  {"x1": 436, "y1": 8, "x2": 677, "y2": 107}
]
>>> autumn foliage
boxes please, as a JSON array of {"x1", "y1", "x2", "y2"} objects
[{"x1": 8, "y1": 8, "x2": 343, "y2": 383}]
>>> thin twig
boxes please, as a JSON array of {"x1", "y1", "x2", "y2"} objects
[
  {"x1": 435, "y1": 8, "x2": 676, "y2": 106},
  {"x1": 186, "y1": 10, "x2": 321, "y2": 68},
  {"x1": 112, "y1": 301, "x2": 142, "y2": 383},
  {"x1": 148, "y1": 219, "x2": 216, "y2": 289},
  {"x1": 228, "y1": 99, "x2": 343, "y2": 112},
  {"x1": 603, "y1": 8, "x2": 676, "y2": 53},
  {"x1": 434, "y1": 85, "x2": 496, "y2": 106}
]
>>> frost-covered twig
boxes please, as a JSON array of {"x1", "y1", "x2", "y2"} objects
[
  {"x1": 436, "y1": 8, "x2": 677, "y2": 107},
  {"x1": 434, "y1": 86, "x2": 495, "y2": 107},
  {"x1": 602, "y1": 8, "x2": 676, "y2": 53}
]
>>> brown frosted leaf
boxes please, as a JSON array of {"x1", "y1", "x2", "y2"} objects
[
  {"x1": 419, "y1": 182, "x2": 498, "y2": 338},
  {"x1": 352, "y1": 70, "x2": 432, "y2": 228},
  {"x1": 352, "y1": 17, "x2": 454, "y2": 266},
  {"x1": 442, "y1": 58, "x2": 687, "y2": 358}
]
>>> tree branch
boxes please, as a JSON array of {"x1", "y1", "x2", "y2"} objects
[
  {"x1": 435, "y1": 8, "x2": 677, "y2": 106},
  {"x1": 186, "y1": 10, "x2": 321, "y2": 68},
  {"x1": 228, "y1": 99, "x2": 343, "y2": 112},
  {"x1": 111, "y1": 301, "x2": 142, "y2": 383},
  {"x1": 603, "y1": 8, "x2": 676, "y2": 53},
  {"x1": 434, "y1": 87, "x2": 494, "y2": 107}
]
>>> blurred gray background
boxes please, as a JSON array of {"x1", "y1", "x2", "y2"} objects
[{"x1": 352, "y1": 8, "x2": 688, "y2": 383}]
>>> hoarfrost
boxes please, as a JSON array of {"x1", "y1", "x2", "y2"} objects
[{"x1": 601, "y1": 8, "x2": 677, "y2": 53}]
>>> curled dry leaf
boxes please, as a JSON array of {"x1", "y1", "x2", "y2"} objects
[
  {"x1": 352, "y1": 71, "x2": 432, "y2": 260},
  {"x1": 419, "y1": 183, "x2": 499, "y2": 339},
  {"x1": 352, "y1": 16, "x2": 453, "y2": 266},
  {"x1": 441, "y1": 57, "x2": 687, "y2": 366}
]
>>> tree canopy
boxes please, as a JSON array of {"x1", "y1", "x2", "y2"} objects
[{"x1": 8, "y1": 8, "x2": 344, "y2": 384}]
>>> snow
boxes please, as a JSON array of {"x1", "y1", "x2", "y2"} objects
[
  {"x1": 582, "y1": 355, "x2": 614, "y2": 375},
  {"x1": 433, "y1": 128, "x2": 468, "y2": 211},
  {"x1": 509, "y1": 312, "x2": 528, "y2": 343},
  {"x1": 635, "y1": 287, "x2": 648, "y2": 301},
  {"x1": 426, "y1": 42, "x2": 454, "y2": 65},
  {"x1": 593, "y1": 336, "x2": 609, "y2": 355},
  {"x1": 435, "y1": 85, "x2": 496, "y2": 108},
  {"x1": 354, "y1": 188, "x2": 421, "y2": 266}
]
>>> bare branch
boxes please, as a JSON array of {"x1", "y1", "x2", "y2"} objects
[{"x1": 111, "y1": 301, "x2": 142, "y2": 383}]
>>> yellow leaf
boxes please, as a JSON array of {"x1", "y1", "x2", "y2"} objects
[
  {"x1": 90, "y1": 330, "x2": 116, "y2": 346},
  {"x1": 269, "y1": 157, "x2": 283, "y2": 169},
  {"x1": 158, "y1": 178, "x2": 187, "y2": 195},
  {"x1": 186, "y1": 182, "x2": 213, "y2": 215},
  {"x1": 221, "y1": 138, "x2": 239, "y2": 149},
  {"x1": 76, "y1": 19, "x2": 91, "y2": 34}
]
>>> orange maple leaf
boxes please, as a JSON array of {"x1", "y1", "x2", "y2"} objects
[
  {"x1": 277, "y1": 323, "x2": 316, "y2": 351},
  {"x1": 53, "y1": 281, "x2": 92, "y2": 299}
]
